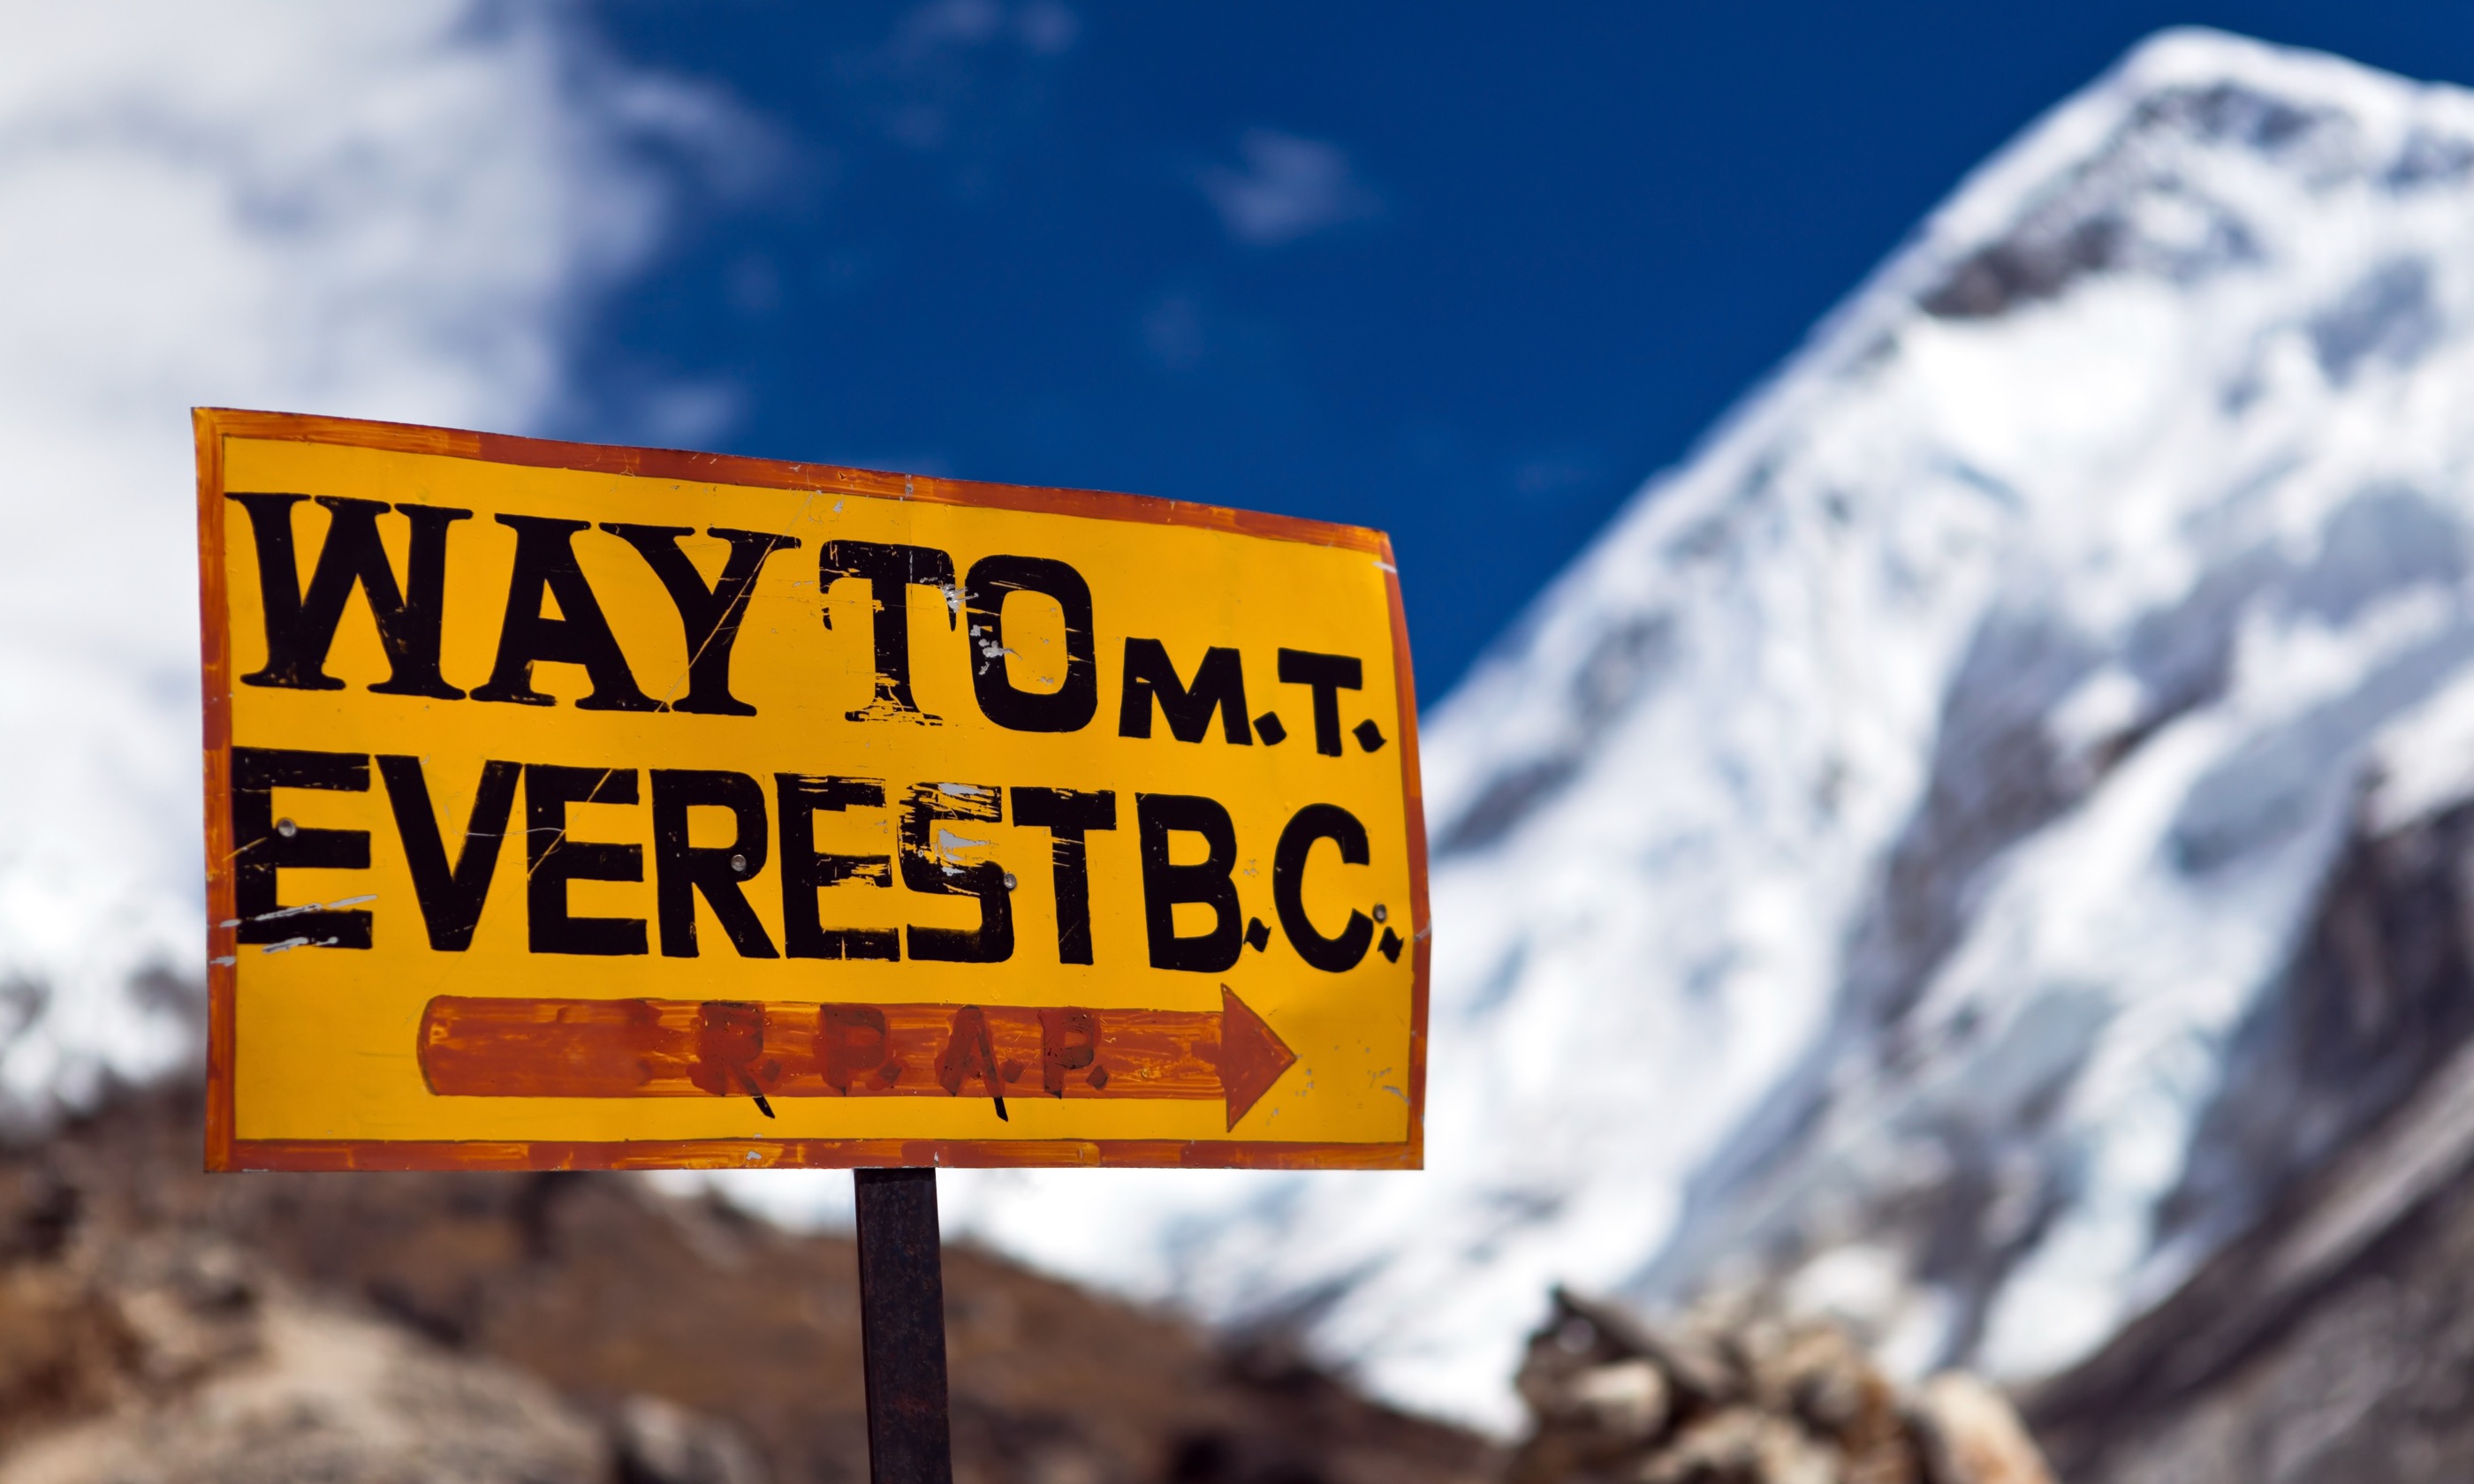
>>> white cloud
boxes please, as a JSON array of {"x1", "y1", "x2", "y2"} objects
[
  {"x1": 1199, "y1": 128, "x2": 1378, "y2": 247},
  {"x1": 854, "y1": 0, "x2": 1080, "y2": 153},
  {"x1": 0, "y1": 0, "x2": 755, "y2": 1108},
  {"x1": 1016, "y1": 2, "x2": 1080, "y2": 57},
  {"x1": 883, "y1": 0, "x2": 1079, "y2": 64}
]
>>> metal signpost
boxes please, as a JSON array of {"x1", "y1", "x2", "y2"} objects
[{"x1": 194, "y1": 408, "x2": 1428, "y2": 1482}]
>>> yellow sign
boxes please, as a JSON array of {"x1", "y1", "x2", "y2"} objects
[{"x1": 195, "y1": 410, "x2": 1427, "y2": 1171}]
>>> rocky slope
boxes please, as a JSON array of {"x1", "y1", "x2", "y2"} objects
[
  {"x1": 2025, "y1": 793, "x2": 2474, "y2": 1483},
  {"x1": 0, "y1": 1083, "x2": 1491, "y2": 1484}
]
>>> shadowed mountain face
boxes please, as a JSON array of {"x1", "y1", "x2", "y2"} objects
[
  {"x1": 2023, "y1": 791, "x2": 2474, "y2": 1483},
  {"x1": 927, "y1": 26, "x2": 2474, "y2": 1428},
  {"x1": 0, "y1": 1085, "x2": 1492, "y2": 1484}
]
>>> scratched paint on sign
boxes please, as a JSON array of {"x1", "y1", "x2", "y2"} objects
[{"x1": 194, "y1": 409, "x2": 1427, "y2": 1170}]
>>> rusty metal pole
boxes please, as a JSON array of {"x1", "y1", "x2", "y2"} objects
[{"x1": 854, "y1": 1167, "x2": 954, "y2": 1484}]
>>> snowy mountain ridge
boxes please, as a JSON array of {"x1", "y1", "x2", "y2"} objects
[
  {"x1": 934, "y1": 26, "x2": 2474, "y2": 1427},
  {"x1": 5, "y1": 15, "x2": 2470, "y2": 1442}
]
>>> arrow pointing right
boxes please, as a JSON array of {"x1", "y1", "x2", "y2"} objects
[
  {"x1": 1213, "y1": 984, "x2": 1298, "y2": 1129},
  {"x1": 419, "y1": 988, "x2": 1301, "y2": 1130}
]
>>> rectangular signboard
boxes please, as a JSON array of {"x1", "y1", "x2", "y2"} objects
[{"x1": 195, "y1": 409, "x2": 1426, "y2": 1170}]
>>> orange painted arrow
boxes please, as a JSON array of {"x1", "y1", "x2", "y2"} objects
[{"x1": 418, "y1": 986, "x2": 1298, "y2": 1131}]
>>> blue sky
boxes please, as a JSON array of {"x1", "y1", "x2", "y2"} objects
[{"x1": 573, "y1": 3, "x2": 2474, "y2": 699}]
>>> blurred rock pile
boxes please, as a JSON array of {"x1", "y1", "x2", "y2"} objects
[
  {"x1": 0, "y1": 1230, "x2": 654, "y2": 1483},
  {"x1": 1509, "y1": 1291, "x2": 2052, "y2": 1484},
  {"x1": 0, "y1": 1169, "x2": 790, "y2": 1483}
]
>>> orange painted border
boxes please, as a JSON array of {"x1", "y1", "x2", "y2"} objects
[{"x1": 194, "y1": 408, "x2": 1429, "y2": 1174}]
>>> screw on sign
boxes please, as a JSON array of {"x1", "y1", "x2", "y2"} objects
[{"x1": 193, "y1": 409, "x2": 1430, "y2": 1484}]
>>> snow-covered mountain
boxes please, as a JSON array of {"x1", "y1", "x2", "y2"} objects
[
  {"x1": 13, "y1": 13, "x2": 2474, "y2": 1443},
  {"x1": 928, "y1": 26, "x2": 2474, "y2": 1427}
]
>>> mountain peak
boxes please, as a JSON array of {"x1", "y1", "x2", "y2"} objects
[{"x1": 941, "y1": 29, "x2": 2474, "y2": 1430}]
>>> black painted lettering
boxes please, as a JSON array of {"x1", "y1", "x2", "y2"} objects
[
  {"x1": 1276, "y1": 648, "x2": 1362, "y2": 756},
  {"x1": 820, "y1": 540, "x2": 956, "y2": 721},
  {"x1": 229, "y1": 746, "x2": 372, "y2": 949},
  {"x1": 1134, "y1": 793, "x2": 1241, "y2": 973},
  {"x1": 472, "y1": 515, "x2": 657, "y2": 711},
  {"x1": 230, "y1": 494, "x2": 468, "y2": 698},
  {"x1": 1009, "y1": 787, "x2": 1116, "y2": 965},
  {"x1": 900, "y1": 783, "x2": 1013, "y2": 963},
  {"x1": 603, "y1": 524, "x2": 801, "y2": 716},
  {"x1": 1273, "y1": 803, "x2": 1374, "y2": 973},
  {"x1": 523, "y1": 765, "x2": 646, "y2": 955},
  {"x1": 1118, "y1": 640, "x2": 1251, "y2": 744},
  {"x1": 376, "y1": 756, "x2": 519, "y2": 951},
  {"x1": 965, "y1": 555, "x2": 1097, "y2": 732},
  {"x1": 652, "y1": 769, "x2": 778, "y2": 959},
  {"x1": 775, "y1": 775, "x2": 899, "y2": 961}
]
